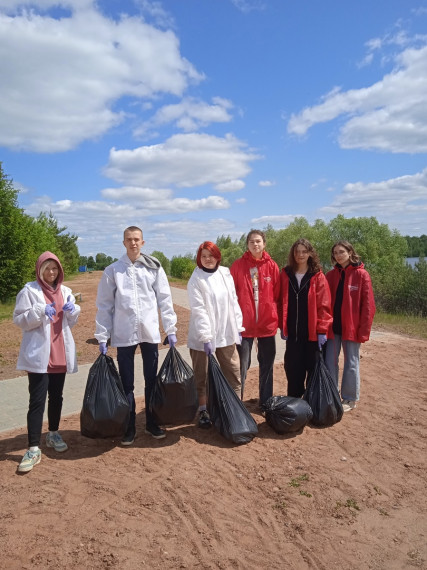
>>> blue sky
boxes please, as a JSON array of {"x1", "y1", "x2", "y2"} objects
[{"x1": 1, "y1": 0, "x2": 426, "y2": 260}]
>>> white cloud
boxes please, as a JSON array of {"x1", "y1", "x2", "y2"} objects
[
  {"x1": 259, "y1": 180, "x2": 275, "y2": 187},
  {"x1": 134, "y1": 96, "x2": 234, "y2": 137},
  {"x1": 235, "y1": 197, "x2": 246, "y2": 204},
  {"x1": 319, "y1": 169, "x2": 427, "y2": 235},
  {"x1": 250, "y1": 214, "x2": 299, "y2": 227},
  {"x1": 230, "y1": 0, "x2": 266, "y2": 13},
  {"x1": 287, "y1": 43, "x2": 427, "y2": 153},
  {"x1": 214, "y1": 180, "x2": 245, "y2": 192},
  {"x1": 0, "y1": 3, "x2": 203, "y2": 152},
  {"x1": 104, "y1": 133, "x2": 261, "y2": 188}
]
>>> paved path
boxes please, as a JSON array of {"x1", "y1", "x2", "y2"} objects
[{"x1": 0, "y1": 287, "x2": 285, "y2": 434}]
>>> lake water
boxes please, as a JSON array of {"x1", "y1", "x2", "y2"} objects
[{"x1": 406, "y1": 257, "x2": 422, "y2": 267}]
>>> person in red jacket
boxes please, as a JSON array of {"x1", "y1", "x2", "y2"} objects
[
  {"x1": 230, "y1": 230, "x2": 280, "y2": 406},
  {"x1": 324, "y1": 240, "x2": 376, "y2": 412},
  {"x1": 279, "y1": 239, "x2": 332, "y2": 398}
]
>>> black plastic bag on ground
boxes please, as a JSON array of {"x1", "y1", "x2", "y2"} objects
[
  {"x1": 149, "y1": 347, "x2": 198, "y2": 425},
  {"x1": 262, "y1": 396, "x2": 313, "y2": 434},
  {"x1": 80, "y1": 354, "x2": 130, "y2": 438},
  {"x1": 303, "y1": 350, "x2": 343, "y2": 427},
  {"x1": 207, "y1": 355, "x2": 258, "y2": 445}
]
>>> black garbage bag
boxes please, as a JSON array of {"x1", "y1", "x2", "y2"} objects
[
  {"x1": 303, "y1": 350, "x2": 343, "y2": 427},
  {"x1": 207, "y1": 354, "x2": 258, "y2": 445},
  {"x1": 149, "y1": 347, "x2": 198, "y2": 425},
  {"x1": 262, "y1": 396, "x2": 313, "y2": 434},
  {"x1": 80, "y1": 354, "x2": 130, "y2": 438}
]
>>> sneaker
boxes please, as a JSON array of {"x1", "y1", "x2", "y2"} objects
[
  {"x1": 145, "y1": 425, "x2": 166, "y2": 439},
  {"x1": 18, "y1": 449, "x2": 41, "y2": 473},
  {"x1": 46, "y1": 432, "x2": 68, "y2": 452},
  {"x1": 342, "y1": 400, "x2": 357, "y2": 412},
  {"x1": 121, "y1": 428, "x2": 136, "y2": 446},
  {"x1": 198, "y1": 410, "x2": 212, "y2": 429}
]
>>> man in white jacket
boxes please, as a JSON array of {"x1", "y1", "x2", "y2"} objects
[{"x1": 95, "y1": 226, "x2": 177, "y2": 444}]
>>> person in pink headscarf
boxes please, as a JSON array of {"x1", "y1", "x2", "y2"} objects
[{"x1": 13, "y1": 252, "x2": 80, "y2": 473}]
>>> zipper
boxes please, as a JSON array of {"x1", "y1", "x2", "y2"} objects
[{"x1": 289, "y1": 277, "x2": 310, "y2": 342}]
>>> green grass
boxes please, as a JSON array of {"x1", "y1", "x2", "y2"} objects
[
  {"x1": 0, "y1": 300, "x2": 15, "y2": 322},
  {"x1": 373, "y1": 311, "x2": 427, "y2": 339}
]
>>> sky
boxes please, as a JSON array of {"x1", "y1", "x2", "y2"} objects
[{"x1": 1, "y1": 0, "x2": 427, "y2": 260}]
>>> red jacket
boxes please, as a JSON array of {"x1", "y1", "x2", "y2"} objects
[
  {"x1": 326, "y1": 263, "x2": 376, "y2": 343},
  {"x1": 230, "y1": 251, "x2": 280, "y2": 338},
  {"x1": 279, "y1": 270, "x2": 332, "y2": 342}
]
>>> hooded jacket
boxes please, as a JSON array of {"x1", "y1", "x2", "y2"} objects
[
  {"x1": 13, "y1": 252, "x2": 80, "y2": 373},
  {"x1": 230, "y1": 250, "x2": 280, "y2": 338},
  {"x1": 187, "y1": 266, "x2": 244, "y2": 351},
  {"x1": 326, "y1": 262, "x2": 376, "y2": 343},
  {"x1": 95, "y1": 253, "x2": 177, "y2": 347},
  {"x1": 279, "y1": 269, "x2": 332, "y2": 342}
]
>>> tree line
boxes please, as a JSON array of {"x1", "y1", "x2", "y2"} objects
[{"x1": 1, "y1": 163, "x2": 425, "y2": 315}]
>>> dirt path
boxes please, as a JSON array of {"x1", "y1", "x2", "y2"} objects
[{"x1": 0, "y1": 272, "x2": 426, "y2": 569}]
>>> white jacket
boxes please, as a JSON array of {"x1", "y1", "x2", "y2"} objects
[
  {"x1": 187, "y1": 266, "x2": 244, "y2": 351},
  {"x1": 95, "y1": 254, "x2": 177, "y2": 347},
  {"x1": 13, "y1": 282, "x2": 80, "y2": 374}
]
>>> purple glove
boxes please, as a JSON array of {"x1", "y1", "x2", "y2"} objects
[
  {"x1": 62, "y1": 295, "x2": 75, "y2": 314},
  {"x1": 168, "y1": 334, "x2": 177, "y2": 348},
  {"x1": 45, "y1": 302, "x2": 56, "y2": 321},
  {"x1": 99, "y1": 342, "x2": 108, "y2": 355},
  {"x1": 317, "y1": 334, "x2": 327, "y2": 350},
  {"x1": 280, "y1": 330, "x2": 288, "y2": 341},
  {"x1": 203, "y1": 342, "x2": 213, "y2": 356}
]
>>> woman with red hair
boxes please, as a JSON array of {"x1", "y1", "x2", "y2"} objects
[{"x1": 187, "y1": 241, "x2": 244, "y2": 428}]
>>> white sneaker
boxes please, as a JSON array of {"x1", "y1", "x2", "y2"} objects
[
  {"x1": 46, "y1": 432, "x2": 68, "y2": 452},
  {"x1": 342, "y1": 400, "x2": 356, "y2": 412},
  {"x1": 18, "y1": 449, "x2": 41, "y2": 473}
]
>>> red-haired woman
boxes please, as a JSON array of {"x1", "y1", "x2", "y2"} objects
[
  {"x1": 279, "y1": 239, "x2": 332, "y2": 398},
  {"x1": 187, "y1": 242, "x2": 244, "y2": 428},
  {"x1": 324, "y1": 241, "x2": 376, "y2": 412}
]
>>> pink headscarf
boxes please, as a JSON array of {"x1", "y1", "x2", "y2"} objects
[{"x1": 36, "y1": 252, "x2": 66, "y2": 373}]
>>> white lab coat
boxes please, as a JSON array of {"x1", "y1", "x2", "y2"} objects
[
  {"x1": 187, "y1": 266, "x2": 244, "y2": 351},
  {"x1": 13, "y1": 282, "x2": 80, "y2": 374},
  {"x1": 95, "y1": 254, "x2": 177, "y2": 347}
]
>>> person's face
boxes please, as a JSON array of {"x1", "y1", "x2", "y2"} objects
[
  {"x1": 200, "y1": 249, "x2": 217, "y2": 269},
  {"x1": 333, "y1": 245, "x2": 350, "y2": 267},
  {"x1": 294, "y1": 244, "x2": 310, "y2": 267},
  {"x1": 43, "y1": 261, "x2": 59, "y2": 285},
  {"x1": 247, "y1": 234, "x2": 265, "y2": 259},
  {"x1": 123, "y1": 230, "x2": 144, "y2": 259}
]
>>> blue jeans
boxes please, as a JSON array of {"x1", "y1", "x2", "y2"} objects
[
  {"x1": 117, "y1": 342, "x2": 158, "y2": 430},
  {"x1": 237, "y1": 336, "x2": 275, "y2": 405},
  {"x1": 325, "y1": 335, "x2": 360, "y2": 401}
]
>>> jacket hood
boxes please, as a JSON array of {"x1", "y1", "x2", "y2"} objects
[
  {"x1": 36, "y1": 251, "x2": 64, "y2": 287},
  {"x1": 334, "y1": 261, "x2": 364, "y2": 270},
  {"x1": 136, "y1": 253, "x2": 161, "y2": 270},
  {"x1": 242, "y1": 250, "x2": 272, "y2": 264}
]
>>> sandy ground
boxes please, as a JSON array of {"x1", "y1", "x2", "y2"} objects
[{"x1": 0, "y1": 272, "x2": 426, "y2": 569}]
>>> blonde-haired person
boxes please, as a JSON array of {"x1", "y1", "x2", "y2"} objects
[
  {"x1": 324, "y1": 241, "x2": 376, "y2": 412},
  {"x1": 279, "y1": 239, "x2": 332, "y2": 398},
  {"x1": 13, "y1": 252, "x2": 80, "y2": 473},
  {"x1": 187, "y1": 241, "x2": 244, "y2": 429}
]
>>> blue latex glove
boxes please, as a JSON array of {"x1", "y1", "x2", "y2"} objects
[
  {"x1": 45, "y1": 302, "x2": 56, "y2": 321},
  {"x1": 62, "y1": 295, "x2": 75, "y2": 314},
  {"x1": 99, "y1": 342, "x2": 108, "y2": 355},
  {"x1": 317, "y1": 334, "x2": 327, "y2": 350},
  {"x1": 238, "y1": 333, "x2": 242, "y2": 343},
  {"x1": 280, "y1": 330, "x2": 288, "y2": 341},
  {"x1": 203, "y1": 342, "x2": 213, "y2": 356},
  {"x1": 168, "y1": 334, "x2": 177, "y2": 348}
]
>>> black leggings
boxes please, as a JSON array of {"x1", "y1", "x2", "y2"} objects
[
  {"x1": 27, "y1": 372, "x2": 66, "y2": 447},
  {"x1": 284, "y1": 340, "x2": 318, "y2": 398}
]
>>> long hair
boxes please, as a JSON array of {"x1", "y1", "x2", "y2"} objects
[
  {"x1": 287, "y1": 238, "x2": 322, "y2": 274},
  {"x1": 331, "y1": 240, "x2": 360, "y2": 265},
  {"x1": 196, "y1": 241, "x2": 221, "y2": 269}
]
